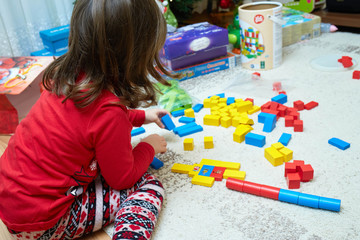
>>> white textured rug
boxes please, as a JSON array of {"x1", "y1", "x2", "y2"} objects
[{"x1": 105, "y1": 31, "x2": 360, "y2": 240}]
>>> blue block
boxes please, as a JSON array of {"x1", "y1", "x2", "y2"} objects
[
  {"x1": 30, "y1": 48, "x2": 67, "y2": 57},
  {"x1": 328, "y1": 137, "x2": 350, "y2": 150},
  {"x1": 131, "y1": 127, "x2": 145, "y2": 137},
  {"x1": 227, "y1": 97, "x2": 235, "y2": 105},
  {"x1": 258, "y1": 112, "x2": 269, "y2": 123},
  {"x1": 40, "y1": 25, "x2": 70, "y2": 53},
  {"x1": 245, "y1": 132, "x2": 266, "y2": 147},
  {"x1": 318, "y1": 197, "x2": 341, "y2": 212},
  {"x1": 179, "y1": 116, "x2": 195, "y2": 123},
  {"x1": 150, "y1": 157, "x2": 164, "y2": 169},
  {"x1": 161, "y1": 114, "x2": 176, "y2": 130},
  {"x1": 177, "y1": 124, "x2": 203, "y2": 137},
  {"x1": 278, "y1": 189, "x2": 300, "y2": 204},
  {"x1": 271, "y1": 94, "x2": 287, "y2": 104},
  {"x1": 216, "y1": 93, "x2": 225, "y2": 98},
  {"x1": 198, "y1": 165, "x2": 215, "y2": 177},
  {"x1": 171, "y1": 109, "x2": 185, "y2": 117},
  {"x1": 263, "y1": 114, "x2": 277, "y2": 132},
  {"x1": 173, "y1": 122, "x2": 197, "y2": 134},
  {"x1": 192, "y1": 103, "x2": 204, "y2": 113},
  {"x1": 279, "y1": 133, "x2": 292, "y2": 146},
  {"x1": 298, "y1": 193, "x2": 319, "y2": 209}
]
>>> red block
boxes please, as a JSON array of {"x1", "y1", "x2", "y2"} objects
[
  {"x1": 304, "y1": 101, "x2": 319, "y2": 110},
  {"x1": 293, "y1": 160, "x2": 305, "y2": 171},
  {"x1": 285, "y1": 115, "x2": 294, "y2": 127},
  {"x1": 210, "y1": 167, "x2": 226, "y2": 181},
  {"x1": 293, "y1": 100, "x2": 304, "y2": 111},
  {"x1": 286, "y1": 172, "x2": 301, "y2": 189},
  {"x1": 270, "y1": 101, "x2": 279, "y2": 110},
  {"x1": 260, "y1": 185, "x2": 280, "y2": 200},
  {"x1": 262, "y1": 109, "x2": 280, "y2": 120},
  {"x1": 353, "y1": 70, "x2": 360, "y2": 80},
  {"x1": 288, "y1": 111, "x2": 300, "y2": 120},
  {"x1": 294, "y1": 120, "x2": 303, "y2": 132},
  {"x1": 299, "y1": 164, "x2": 314, "y2": 182},
  {"x1": 338, "y1": 56, "x2": 353, "y2": 68},
  {"x1": 261, "y1": 101, "x2": 272, "y2": 111},
  {"x1": 277, "y1": 105, "x2": 288, "y2": 117},
  {"x1": 242, "y1": 181, "x2": 262, "y2": 196},
  {"x1": 284, "y1": 162, "x2": 297, "y2": 177},
  {"x1": 245, "y1": 98, "x2": 254, "y2": 104},
  {"x1": 226, "y1": 178, "x2": 244, "y2": 192},
  {"x1": 0, "y1": 95, "x2": 19, "y2": 134}
]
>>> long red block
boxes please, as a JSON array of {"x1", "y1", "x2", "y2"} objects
[
  {"x1": 304, "y1": 101, "x2": 318, "y2": 110},
  {"x1": 260, "y1": 185, "x2": 280, "y2": 200},
  {"x1": 243, "y1": 181, "x2": 262, "y2": 196},
  {"x1": 226, "y1": 177, "x2": 244, "y2": 192}
]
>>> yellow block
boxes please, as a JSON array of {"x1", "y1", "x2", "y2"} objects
[
  {"x1": 235, "y1": 98, "x2": 244, "y2": 103},
  {"x1": 279, "y1": 147, "x2": 293, "y2": 162},
  {"x1": 203, "y1": 98, "x2": 211, "y2": 108},
  {"x1": 236, "y1": 101, "x2": 253, "y2": 113},
  {"x1": 264, "y1": 147, "x2": 284, "y2": 166},
  {"x1": 184, "y1": 108, "x2": 195, "y2": 118},
  {"x1": 200, "y1": 159, "x2": 240, "y2": 170},
  {"x1": 239, "y1": 117, "x2": 254, "y2": 125},
  {"x1": 248, "y1": 105, "x2": 261, "y2": 115},
  {"x1": 232, "y1": 116, "x2": 242, "y2": 127},
  {"x1": 236, "y1": 124, "x2": 254, "y2": 131},
  {"x1": 210, "y1": 106, "x2": 221, "y2": 114},
  {"x1": 233, "y1": 126, "x2": 252, "y2": 143},
  {"x1": 221, "y1": 116, "x2": 232, "y2": 128},
  {"x1": 271, "y1": 142, "x2": 284, "y2": 150},
  {"x1": 183, "y1": 138, "x2": 194, "y2": 151},
  {"x1": 204, "y1": 136, "x2": 214, "y2": 149},
  {"x1": 219, "y1": 98, "x2": 227, "y2": 104},
  {"x1": 223, "y1": 169, "x2": 246, "y2": 180},
  {"x1": 203, "y1": 115, "x2": 220, "y2": 126},
  {"x1": 191, "y1": 174, "x2": 215, "y2": 187},
  {"x1": 171, "y1": 163, "x2": 193, "y2": 174},
  {"x1": 210, "y1": 95, "x2": 220, "y2": 101},
  {"x1": 210, "y1": 99, "x2": 218, "y2": 107},
  {"x1": 218, "y1": 102, "x2": 227, "y2": 108},
  {"x1": 188, "y1": 164, "x2": 202, "y2": 177}
]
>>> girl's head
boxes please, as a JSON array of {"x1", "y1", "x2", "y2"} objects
[{"x1": 43, "y1": 0, "x2": 172, "y2": 108}]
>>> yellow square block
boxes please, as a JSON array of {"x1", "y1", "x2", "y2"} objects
[
  {"x1": 235, "y1": 98, "x2": 244, "y2": 103},
  {"x1": 219, "y1": 112, "x2": 229, "y2": 118},
  {"x1": 221, "y1": 116, "x2": 232, "y2": 128},
  {"x1": 171, "y1": 163, "x2": 193, "y2": 174},
  {"x1": 188, "y1": 164, "x2": 202, "y2": 177},
  {"x1": 203, "y1": 115, "x2": 220, "y2": 126},
  {"x1": 223, "y1": 169, "x2": 246, "y2": 180},
  {"x1": 211, "y1": 111, "x2": 220, "y2": 116},
  {"x1": 210, "y1": 95, "x2": 220, "y2": 101},
  {"x1": 191, "y1": 174, "x2": 215, "y2": 187},
  {"x1": 271, "y1": 142, "x2": 284, "y2": 150},
  {"x1": 231, "y1": 116, "x2": 242, "y2": 127},
  {"x1": 183, "y1": 138, "x2": 194, "y2": 151},
  {"x1": 233, "y1": 127, "x2": 251, "y2": 143},
  {"x1": 210, "y1": 100, "x2": 218, "y2": 107},
  {"x1": 203, "y1": 98, "x2": 211, "y2": 108},
  {"x1": 218, "y1": 102, "x2": 227, "y2": 108},
  {"x1": 236, "y1": 101, "x2": 253, "y2": 113},
  {"x1": 279, "y1": 147, "x2": 293, "y2": 162},
  {"x1": 219, "y1": 98, "x2": 227, "y2": 104},
  {"x1": 184, "y1": 108, "x2": 195, "y2": 118},
  {"x1": 211, "y1": 106, "x2": 221, "y2": 113},
  {"x1": 204, "y1": 136, "x2": 214, "y2": 149},
  {"x1": 264, "y1": 147, "x2": 284, "y2": 166},
  {"x1": 200, "y1": 159, "x2": 241, "y2": 170},
  {"x1": 248, "y1": 105, "x2": 261, "y2": 115}
]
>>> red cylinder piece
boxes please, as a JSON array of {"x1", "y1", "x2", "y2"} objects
[
  {"x1": 260, "y1": 185, "x2": 281, "y2": 200},
  {"x1": 226, "y1": 178, "x2": 244, "y2": 192},
  {"x1": 242, "y1": 181, "x2": 262, "y2": 196}
]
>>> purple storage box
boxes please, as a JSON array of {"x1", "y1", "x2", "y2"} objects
[{"x1": 161, "y1": 22, "x2": 229, "y2": 70}]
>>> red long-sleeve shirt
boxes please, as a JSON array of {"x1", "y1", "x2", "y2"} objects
[{"x1": 0, "y1": 89, "x2": 155, "y2": 232}]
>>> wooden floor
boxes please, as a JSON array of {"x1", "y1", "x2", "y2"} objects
[{"x1": 0, "y1": 134, "x2": 111, "y2": 239}]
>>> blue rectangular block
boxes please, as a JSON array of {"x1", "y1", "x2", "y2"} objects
[
  {"x1": 216, "y1": 93, "x2": 225, "y2": 98},
  {"x1": 298, "y1": 193, "x2": 319, "y2": 209},
  {"x1": 245, "y1": 132, "x2": 266, "y2": 147},
  {"x1": 192, "y1": 103, "x2": 204, "y2": 113},
  {"x1": 150, "y1": 157, "x2": 164, "y2": 169},
  {"x1": 271, "y1": 94, "x2": 287, "y2": 104},
  {"x1": 318, "y1": 197, "x2": 341, "y2": 212},
  {"x1": 328, "y1": 137, "x2": 350, "y2": 150},
  {"x1": 179, "y1": 116, "x2": 195, "y2": 123},
  {"x1": 278, "y1": 189, "x2": 300, "y2": 204},
  {"x1": 161, "y1": 114, "x2": 176, "y2": 130},
  {"x1": 258, "y1": 112, "x2": 269, "y2": 123},
  {"x1": 278, "y1": 133, "x2": 292, "y2": 146},
  {"x1": 263, "y1": 114, "x2": 276, "y2": 132},
  {"x1": 131, "y1": 127, "x2": 145, "y2": 137},
  {"x1": 198, "y1": 165, "x2": 215, "y2": 177},
  {"x1": 40, "y1": 25, "x2": 70, "y2": 53},
  {"x1": 227, "y1": 97, "x2": 235, "y2": 105},
  {"x1": 177, "y1": 124, "x2": 203, "y2": 137},
  {"x1": 171, "y1": 109, "x2": 185, "y2": 117},
  {"x1": 173, "y1": 122, "x2": 197, "y2": 134}
]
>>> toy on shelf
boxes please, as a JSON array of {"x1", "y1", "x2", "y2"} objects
[{"x1": 226, "y1": 178, "x2": 341, "y2": 212}]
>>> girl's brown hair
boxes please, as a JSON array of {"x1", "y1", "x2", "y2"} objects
[{"x1": 42, "y1": 0, "x2": 173, "y2": 108}]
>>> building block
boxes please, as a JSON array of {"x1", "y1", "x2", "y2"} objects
[
  {"x1": 318, "y1": 197, "x2": 341, "y2": 212},
  {"x1": 264, "y1": 146, "x2": 284, "y2": 166},
  {"x1": 204, "y1": 136, "x2": 214, "y2": 149},
  {"x1": 299, "y1": 164, "x2": 314, "y2": 182},
  {"x1": 210, "y1": 167, "x2": 226, "y2": 181},
  {"x1": 226, "y1": 177, "x2": 244, "y2": 191},
  {"x1": 131, "y1": 127, "x2": 145, "y2": 137},
  {"x1": 260, "y1": 185, "x2": 281, "y2": 200},
  {"x1": 223, "y1": 169, "x2": 246, "y2": 180},
  {"x1": 294, "y1": 120, "x2": 303, "y2": 132},
  {"x1": 150, "y1": 157, "x2": 164, "y2": 169},
  {"x1": 183, "y1": 138, "x2": 194, "y2": 151},
  {"x1": 286, "y1": 172, "x2": 301, "y2": 189},
  {"x1": 173, "y1": 122, "x2": 197, "y2": 134},
  {"x1": 227, "y1": 97, "x2": 235, "y2": 105},
  {"x1": 221, "y1": 116, "x2": 232, "y2": 128},
  {"x1": 293, "y1": 100, "x2": 304, "y2": 111},
  {"x1": 171, "y1": 109, "x2": 185, "y2": 117},
  {"x1": 245, "y1": 98, "x2": 254, "y2": 104},
  {"x1": 284, "y1": 162, "x2": 297, "y2": 177},
  {"x1": 203, "y1": 114, "x2": 221, "y2": 126},
  {"x1": 263, "y1": 113, "x2": 277, "y2": 132},
  {"x1": 161, "y1": 114, "x2": 176, "y2": 130},
  {"x1": 285, "y1": 115, "x2": 295, "y2": 127},
  {"x1": 304, "y1": 101, "x2": 319, "y2": 110},
  {"x1": 242, "y1": 181, "x2": 262, "y2": 196},
  {"x1": 191, "y1": 174, "x2": 215, "y2": 187},
  {"x1": 198, "y1": 165, "x2": 215, "y2": 177},
  {"x1": 338, "y1": 56, "x2": 353, "y2": 68},
  {"x1": 245, "y1": 132, "x2": 266, "y2": 147},
  {"x1": 171, "y1": 163, "x2": 194, "y2": 174},
  {"x1": 271, "y1": 142, "x2": 285, "y2": 150},
  {"x1": 236, "y1": 101, "x2": 253, "y2": 113},
  {"x1": 248, "y1": 105, "x2": 260, "y2": 115},
  {"x1": 184, "y1": 108, "x2": 195, "y2": 118},
  {"x1": 200, "y1": 159, "x2": 240, "y2": 170},
  {"x1": 278, "y1": 133, "x2": 292, "y2": 146},
  {"x1": 216, "y1": 93, "x2": 225, "y2": 98},
  {"x1": 353, "y1": 70, "x2": 360, "y2": 80},
  {"x1": 188, "y1": 164, "x2": 202, "y2": 177},
  {"x1": 271, "y1": 94, "x2": 287, "y2": 104},
  {"x1": 177, "y1": 124, "x2": 203, "y2": 137},
  {"x1": 328, "y1": 137, "x2": 350, "y2": 150},
  {"x1": 272, "y1": 81, "x2": 282, "y2": 91},
  {"x1": 279, "y1": 147, "x2": 293, "y2": 162},
  {"x1": 278, "y1": 189, "x2": 300, "y2": 204},
  {"x1": 179, "y1": 116, "x2": 195, "y2": 123},
  {"x1": 233, "y1": 127, "x2": 252, "y2": 143},
  {"x1": 298, "y1": 193, "x2": 319, "y2": 209},
  {"x1": 203, "y1": 98, "x2": 211, "y2": 108},
  {"x1": 192, "y1": 103, "x2": 204, "y2": 112}
]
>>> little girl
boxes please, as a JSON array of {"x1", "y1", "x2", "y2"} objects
[{"x1": 0, "y1": 0, "x2": 175, "y2": 239}]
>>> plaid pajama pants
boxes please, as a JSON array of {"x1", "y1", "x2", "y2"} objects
[{"x1": 8, "y1": 172, "x2": 164, "y2": 240}]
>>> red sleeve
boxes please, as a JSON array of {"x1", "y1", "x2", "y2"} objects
[
  {"x1": 88, "y1": 104, "x2": 154, "y2": 190},
  {"x1": 128, "y1": 109, "x2": 145, "y2": 127}
]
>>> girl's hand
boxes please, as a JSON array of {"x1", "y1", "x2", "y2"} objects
[
  {"x1": 144, "y1": 109, "x2": 170, "y2": 129},
  {"x1": 141, "y1": 134, "x2": 167, "y2": 154}
]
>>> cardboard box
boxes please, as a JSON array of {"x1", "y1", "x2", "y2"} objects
[
  {"x1": 161, "y1": 22, "x2": 229, "y2": 70},
  {"x1": 39, "y1": 25, "x2": 70, "y2": 53},
  {"x1": 160, "y1": 52, "x2": 239, "y2": 82},
  {"x1": 282, "y1": 7, "x2": 321, "y2": 47},
  {"x1": 30, "y1": 48, "x2": 67, "y2": 57}
]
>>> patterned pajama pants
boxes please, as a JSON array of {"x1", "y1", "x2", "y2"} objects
[{"x1": 8, "y1": 173, "x2": 164, "y2": 240}]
